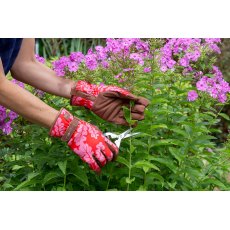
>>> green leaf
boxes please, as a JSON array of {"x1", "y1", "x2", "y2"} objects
[
  {"x1": 152, "y1": 84, "x2": 165, "y2": 89},
  {"x1": 116, "y1": 156, "x2": 130, "y2": 168},
  {"x1": 151, "y1": 124, "x2": 168, "y2": 130},
  {"x1": 126, "y1": 177, "x2": 135, "y2": 184},
  {"x1": 201, "y1": 178, "x2": 227, "y2": 190},
  {"x1": 151, "y1": 139, "x2": 182, "y2": 147},
  {"x1": 14, "y1": 172, "x2": 41, "y2": 190},
  {"x1": 167, "y1": 182, "x2": 177, "y2": 189},
  {"x1": 191, "y1": 135, "x2": 216, "y2": 145},
  {"x1": 149, "y1": 157, "x2": 177, "y2": 173},
  {"x1": 12, "y1": 165, "x2": 25, "y2": 171},
  {"x1": 184, "y1": 125, "x2": 192, "y2": 135},
  {"x1": 168, "y1": 147, "x2": 182, "y2": 164},
  {"x1": 70, "y1": 168, "x2": 89, "y2": 186},
  {"x1": 28, "y1": 172, "x2": 40, "y2": 181},
  {"x1": 2, "y1": 183, "x2": 14, "y2": 190},
  {"x1": 57, "y1": 160, "x2": 67, "y2": 175},
  {"x1": 43, "y1": 172, "x2": 62, "y2": 186},
  {"x1": 170, "y1": 127, "x2": 187, "y2": 137},
  {"x1": 185, "y1": 168, "x2": 203, "y2": 178},
  {"x1": 122, "y1": 105, "x2": 137, "y2": 125},
  {"x1": 151, "y1": 98, "x2": 169, "y2": 104},
  {"x1": 138, "y1": 185, "x2": 147, "y2": 191},
  {"x1": 130, "y1": 145, "x2": 136, "y2": 154},
  {"x1": 134, "y1": 160, "x2": 160, "y2": 172},
  {"x1": 146, "y1": 172, "x2": 164, "y2": 187},
  {"x1": 219, "y1": 113, "x2": 230, "y2": 121}
]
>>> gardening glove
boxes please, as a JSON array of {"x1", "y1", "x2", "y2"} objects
[
  {"x1": 49, "y1": 108, "x2": 119, "y2": 172},
  {"x1": 70, "y1": 80, "x2": 150, "y2": 126}
]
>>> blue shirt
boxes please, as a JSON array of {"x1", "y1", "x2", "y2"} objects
[{"x1": 0, "y1": 38, "x2": 23, "y2": 75}]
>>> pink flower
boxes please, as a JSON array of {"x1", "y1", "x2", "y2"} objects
[
  {"x1": 160, "y1": 65, "x2": 168, "y2": 72},
  {"x1": 196, "y1": 77, "x2": 208, "y2": 91},
  {"x1": 68, "y1": 62, "x2": 78, "y2": 72},
  {"x1": 179, "y1": 57, "x2": 189, "y2": 67},
  {"x1": 123, "y1": 68, "x2": 134, "y2": 72},
  {"x1": 218, "y1": 93, "x2": 227, "y2": 103},
  {"x1": 114, "y1": 73, "x2": 122, "y2": 79},
  {"x1": 130, "y1": 53, "x2": 144, "y2": 66},
  {"x1": 95, "y1": 46, "x2": 107, "y2": 61},
  {"x1": 166, "y1": 59, "x2": 176, "y2": 68},
  {"x1": 101, "y1": 61, "x2": 109, "y2": 68},
  {"x1": 85, "y1": 54, "x2": 98, "y2": 71},
  {"x1": 35, "y1": 54, "x2": 45, "y2": 64},
  {"x1": 208, "y1": 43, "x2": 221, "y2": 54},
  {"x1": 206, "y1": 148, "x2": 213, "y2": 152},
  {"x1": 144, "y1": 67, "x2": 151, "y2": 73},
  {"x1": 69, "y1": 52, "x2": 84, "y2": 64},
  {"x1": 187, "y1": 90, "x2": 198, "y2": 101}
]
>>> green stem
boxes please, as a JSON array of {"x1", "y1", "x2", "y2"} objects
[
  {"x1": 106, "y1": 165, "x2": 114, "y2": 190},
  {"x1": 127, "y1": 136, "x2": 132, "y2": 191},
  {"x1": 144, "y1": 172, "x2": 147, "y2": 188},
  {"x1": 127, "y1": 103, "x2": 133, "y2": 191},
  {"x1": 63, "y1": 173, "x2": 66, "y2": 190}
]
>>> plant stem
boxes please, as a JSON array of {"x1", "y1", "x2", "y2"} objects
[
  {"x1": 127, "y1": 136, "x2": 132, "y2": 191},
  {"x1": 63, "y1": 173, "x2": 66, "y2": 191},
  {"x1": 106, "y1": 165, "x2": 114, "y2": 190},
  {"x1": 127, "y1": 103, "x2": 133, "y2": 191}
]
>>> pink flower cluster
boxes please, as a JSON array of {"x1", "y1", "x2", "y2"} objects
[
  {"x1": 159, "y1": 39, "x2": 229, "y2": 103},
  {"x1": 0, "y1": 106, "x2": 18, "y2": 135},
  {"x1": 52, "y1": 38, "x2": 151, "y2": 78},
  {"x1": 52, "y1": 52, "x2": 84, "y2": 77},
  {"x1": 0, "y1": 79, "x2": 24, "y2": 135},
  {"x1": 204, "y1": 38, "x2": 221, "y2": 54},
  {"x1": 106, "y1": 38, "x2": 151, "y2": 65},
  {"x1": 188, "y1": 66, "x2": 230, "y2": 103},
  {"x1": 159, "y1": 38, "x2": 221, "y2": 73},
  {"x1": 195, "y1": 66, "x2": 230, "y2": 103}
]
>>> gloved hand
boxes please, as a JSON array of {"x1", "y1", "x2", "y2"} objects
[
  {"x1": 50, "y1": 108, "x2": 119, "y2": 172},
  {"x1": 70, "y1": 80, "x2": 150, "y2": 126}
]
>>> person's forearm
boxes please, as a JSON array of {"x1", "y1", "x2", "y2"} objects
[
  {"x1": 11, "y1": 60, "x2": 75, "y2": 99},
  {"x1": 0, "y1": 76, "x2": 58, "y2": 129}
]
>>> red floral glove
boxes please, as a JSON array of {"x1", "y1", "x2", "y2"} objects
[
  {"x1": 50, "y1": 108, "x2": 119, "y2": 172},
  {"x1": 70, "y1": 80, "x2": 150, "y2": 126}
]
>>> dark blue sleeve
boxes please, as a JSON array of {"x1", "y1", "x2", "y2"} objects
[{"x1": 0, "y1": 38, "x2": 23, "y2": 75}]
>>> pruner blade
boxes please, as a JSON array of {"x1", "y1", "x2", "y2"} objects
[{"x1": 104, "y1": 128, "x2": 140, "y2": 148}]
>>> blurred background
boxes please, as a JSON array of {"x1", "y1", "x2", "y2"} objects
[{"x1": 35, "y1": 38, "x2": 105, "y2": 58}]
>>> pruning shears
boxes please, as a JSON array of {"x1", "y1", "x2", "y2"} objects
[{"x1": 104, "y1": 128, "x2": 141, "y2": 148}]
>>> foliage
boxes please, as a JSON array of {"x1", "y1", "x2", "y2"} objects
[{"x1": 0, "y1": 38, "x2": 230, "y2": 191}]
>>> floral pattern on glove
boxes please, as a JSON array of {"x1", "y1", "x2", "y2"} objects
[
  {"x1": 71, "y1": 80, "x2": 130, "y2": 109},
  {"x1": 50, "y1": 109, "x2": 74, "y2": 137},
  {"x1": 50, "y1": 108, "x2": 119, "y2": 172},
  {"x1": 71, "y1": 96, "x2": 94, "y2": 109}
]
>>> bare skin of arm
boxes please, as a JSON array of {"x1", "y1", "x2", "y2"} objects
[
  {"x1": 0, "y1": 59, "x2": 58, "y2": 129},
  {"x1": 10, "y1": 38, "x2": 75, "y2": 99}
]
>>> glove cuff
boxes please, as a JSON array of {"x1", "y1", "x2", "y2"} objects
[
  {"x1": 70, "y1": 80, "x2": 98, "y2": 109},
  {"x1": 49, "y1": 108, "x2": 79, "y2": 142}
]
